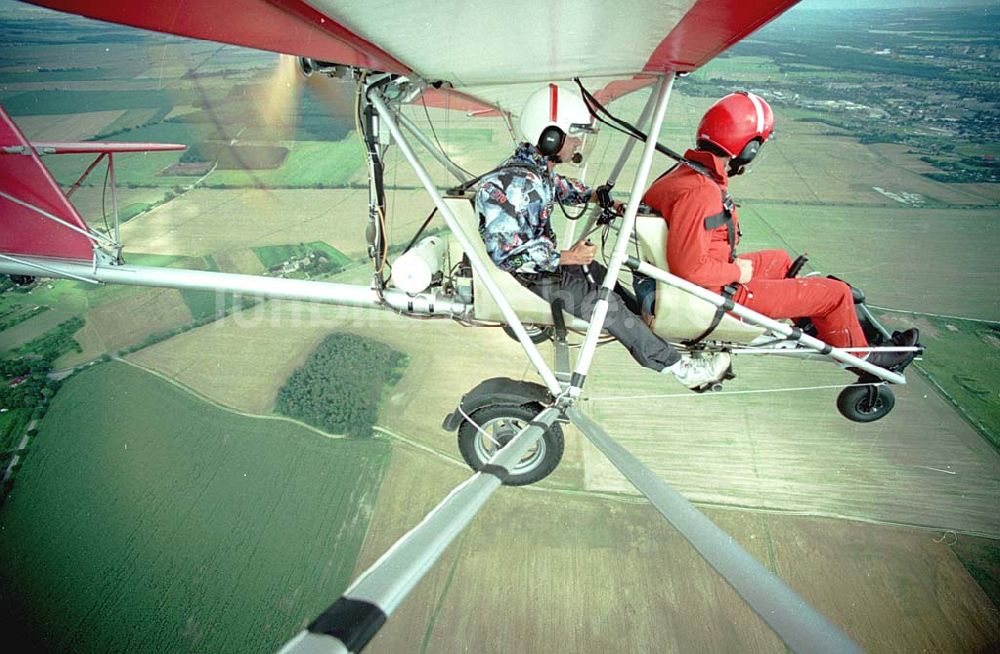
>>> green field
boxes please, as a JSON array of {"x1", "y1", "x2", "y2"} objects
[
  {"x1": 1, "y1": 89, "x2": 190, "y2": 116},
  {"x1": 0, "y1": 408, "x2": 31, "y2": 453},
  {"x1": 205, "y1": 139, "x2": 365, "y2": 188},
  {"x1": 908, "y1": 316, "x2": 1000, "y2": 448},
  {"x1": 0, "y1": 362, "x2": 390, "y2": 653},
  {"x1": 252, "y1": 241, "x2": 352, "y2": 270}
]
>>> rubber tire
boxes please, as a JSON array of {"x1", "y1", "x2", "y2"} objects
[
  {"x1": 836, "y1": 385, "x2": 895, "y2": 423},
  {"x1": 457, "y1": 404, "x2": 564, "y2": 486},
  {"x1": 502, "y1": 323, "x2": 553, "y2": 344}
]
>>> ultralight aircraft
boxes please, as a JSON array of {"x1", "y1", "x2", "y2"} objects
[{"x1": 0, "y1": 1, "x2": 924, "y2": 652}]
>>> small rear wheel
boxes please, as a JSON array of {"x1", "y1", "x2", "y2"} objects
[
  {"x1": 457, "y1": 404, "x2": 563, "y2": 485},
  {"x1": 837, "y1": 384, "x2": 895, "y2": 423},
  {"x1": 502, "y1": 323, "x2": 553, "y2": 344}
]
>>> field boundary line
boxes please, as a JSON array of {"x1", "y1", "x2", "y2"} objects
[
  {"x1": 113, "y1": 356, "x2": 348, "y2": 440},
  {"x1": 868, "y1": 305, "x2": 1000, "y2": 325},
  {"x1": 911, "y1": 361, "x2": 997, "y2": 451},
  {"x1": 371, "y1": 425, "x2": 466, "y2": 468},
  {"x1": 538, "y1": 482, "x2": 1000, "y2": 539},
  {"x1": 109, "y1": 361, "x2": 1000, "y2": 538}
]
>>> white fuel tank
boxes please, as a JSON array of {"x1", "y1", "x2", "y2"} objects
[{"x1": 392, "y1": 236, "x2": 446, "y2": 294}]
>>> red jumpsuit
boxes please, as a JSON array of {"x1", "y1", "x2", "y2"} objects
[{"x1": 642, "y1": 149, "x2": 867, "y2": 348}]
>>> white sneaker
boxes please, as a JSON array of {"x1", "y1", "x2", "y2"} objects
[{"x1": 666, "y1": 353, "x2": 731, "y2": 390}]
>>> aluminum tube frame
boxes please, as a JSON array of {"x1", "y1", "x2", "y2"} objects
[
  {"x1": 575, "y1": 85, "x2": 661, "y2": 256},
  {"x1": 0, "y1": 256, "x2": 471, "y2": 316},
  {"x1": 368, "y1": 90, "x2": 562, "y2": 396},
  {"x1": 0, "y1": 253, "x2": 99, "y2": 284},
  {"x1": 567, "y1": 407, "x2": 863, "y2": 654},
  {"x1": 108, "y1": 153, "x2": 121, "y2": 248},
  {"x1": 394, "y1": 108, "x2": 470, "y2": 185},
  {"x1": 569, "y1": 75, "x2": 674, "y2": 393},
  {"x1": 730, "y1": 346, "x2": 921, "y2": 357},
  {"x1": 606, "y1": 83, "x2": 659, "y2": 187},
  {"x1": 65, "y1": 151, "x2": 107, "y2": 198},
  {"x1": 278, "y1": 407, "x2": 562, "y2": 654},
  {"x1": 630, "y1": 260, "x2": 906, "y2": 384}
]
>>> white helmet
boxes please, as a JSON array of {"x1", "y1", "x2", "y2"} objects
[{"x1": 519, "y1": 84, "x2": 596, "y2": 160}]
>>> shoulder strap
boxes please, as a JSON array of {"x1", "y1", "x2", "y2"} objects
[{"x1": 701, "y1": 189, "x2": 737, "y2": 262}]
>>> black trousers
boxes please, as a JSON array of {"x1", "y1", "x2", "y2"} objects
[{"x1": 519, "y1": 263, "x2": 681, "y2": 371}]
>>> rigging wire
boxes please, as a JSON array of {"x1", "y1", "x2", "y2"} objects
[
  {"x1": 420, "y1": 94, "x2": 475, "y2": 178},
  {"x1": 583, "y1": 380, "x2": 888, "y2": 403},
  {"x1": 100, "y1": 161, "x2": 112, "y2": 237}
]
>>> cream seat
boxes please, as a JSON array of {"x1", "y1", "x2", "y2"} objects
[
  {"x1": 632, "y1": 215, "x2": 764, "y2": 343},
  {"x1": 442, "y1": 195, "x2": 580, "y2": 327}
]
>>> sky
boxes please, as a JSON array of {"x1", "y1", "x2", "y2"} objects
[{"x1": 797, "y1": 0, "x2": 996, "y2": 8}]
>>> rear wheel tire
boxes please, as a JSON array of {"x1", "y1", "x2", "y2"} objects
[
  {"x1": 457, "y1": 404, "x2": 563, "y2": 486},
  {"x1": 502, "y1": 323, "x2": 553, "y2": 344},
  {"x1": 837, "y1": 384, "x2": 895, "y2": 423}
]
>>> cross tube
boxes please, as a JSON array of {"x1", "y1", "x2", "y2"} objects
[
  {"x1": 568, "y1": 74, "x2": 675, "y2": 396},
  {"x1": 0, "y1": 256, "x2": 471, "y2": 316}
]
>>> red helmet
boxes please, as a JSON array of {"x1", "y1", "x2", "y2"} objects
[{"x1": 697, "y1": 91, "x2": 774, "y2": 163}]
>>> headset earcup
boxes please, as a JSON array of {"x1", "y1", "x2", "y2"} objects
[
  {"x1": 537, "y1": 126, "x2": 565, "y2": 157},
  {"x1": 735, "y1": 139, "x2": 761, "y2": 165}
]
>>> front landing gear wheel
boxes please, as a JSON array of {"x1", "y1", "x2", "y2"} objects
[
  {"x1": 457, "y1": 404, "x2": 564, "y2": 486},
  {"x1": 837, "y1": 383, "x2": 895, "y2": 423}
]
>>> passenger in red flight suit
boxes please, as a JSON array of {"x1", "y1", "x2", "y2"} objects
[{"x1": 642, "y1": 91, "x2": 918, "y2": 371}]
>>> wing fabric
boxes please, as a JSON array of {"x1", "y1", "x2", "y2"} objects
[
  {"x1": 26, "y1": 1, "x2": 800, "y2": 116},
  {"x1": 0, "y1": 107, "x2": 96, "y2": 261},
  {"x1": 646, "y1": 0, "x2": 800, "y2": 72},
  {"x1": 24, "y1": 0, "x2": 410, "y2": 74}
]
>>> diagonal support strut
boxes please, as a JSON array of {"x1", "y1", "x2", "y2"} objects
[{"x1": 566, "y1": 407, "x2": 863, "y2": 654}]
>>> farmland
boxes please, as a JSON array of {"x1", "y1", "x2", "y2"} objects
[
  {"x1": 0, "y1": 362, "x2": 390, "y2": 653},
  {"x1": 357, "y1": 440, "x2": 998, "y2": 653},
  {"x1": 0, "y1": 2, "x2": 997, "y2": 653}
]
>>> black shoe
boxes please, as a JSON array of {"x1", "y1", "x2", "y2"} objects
[
  {"x1": 867, "y1": 328, "x2": 920, "y2": 372},
  {"x1": 891, "y1": 328, "x2": 921, "y2": 348}
]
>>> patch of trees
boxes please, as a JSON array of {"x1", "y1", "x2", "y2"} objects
[
  {"x1": 14, "y1": 316, "x2": 83, "y2": 362},
  {"x1": 0, "y1": 358, "x2": 57, "y2": 411},
  {"x1": 276, "y1": 333, "x2": 407, "y2": 438},
  {"x1": 0, "y1": 304, "x2": 48, "y2": 332},
  {"x1": 0, "y1": 316, "x2": 82, "y2": 413}
]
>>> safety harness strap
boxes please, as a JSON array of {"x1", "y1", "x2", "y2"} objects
[
  {"x1": 702, "y1": 189, "x2": 738, "y2": 262},
  {"x1": 685, "y1": 190, "x2": 739, "y2": 345},
  {"x1": 684, "y1": 283, "x2": 738, "y2": 346}
]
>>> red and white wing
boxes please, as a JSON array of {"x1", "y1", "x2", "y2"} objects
[
  {"x1": 7, "y1": 0, "x2": 798, "y2": 262},
  {"x1": 0, "y1": 104, "x2": 186, "y2": 263},
  {"x1": 26, "y1": 0, "x2": 798, "y2": 112},
  {"x1": 0, "y1": 107, "x2": 99, "y2": 261}
]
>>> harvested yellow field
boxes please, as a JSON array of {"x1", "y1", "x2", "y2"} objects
[
  {"x1": 128, "y1": 301, "x2": 331, "y2": 415},
  {"x1": 119, "y1": 188, "x2": 442, "y2": 258},
  {"x1": 588, "y1": 92, "x2": 992, "y2": 208},
  {"x1": 357, "y1": 442, "x2": 998, "y2": 654},
  {"x1": 211, "y1": 248, "x2": 266, "y2": 274},
  {"x1": 64, "y1": 288, "x2": 193, "y2": 366},
  {"x1": 124, "y1": 283, "x2": 998, "y2": 537},
  {"x1": 580, "y1": 345, "x2": 1000, "y2": 537}
]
